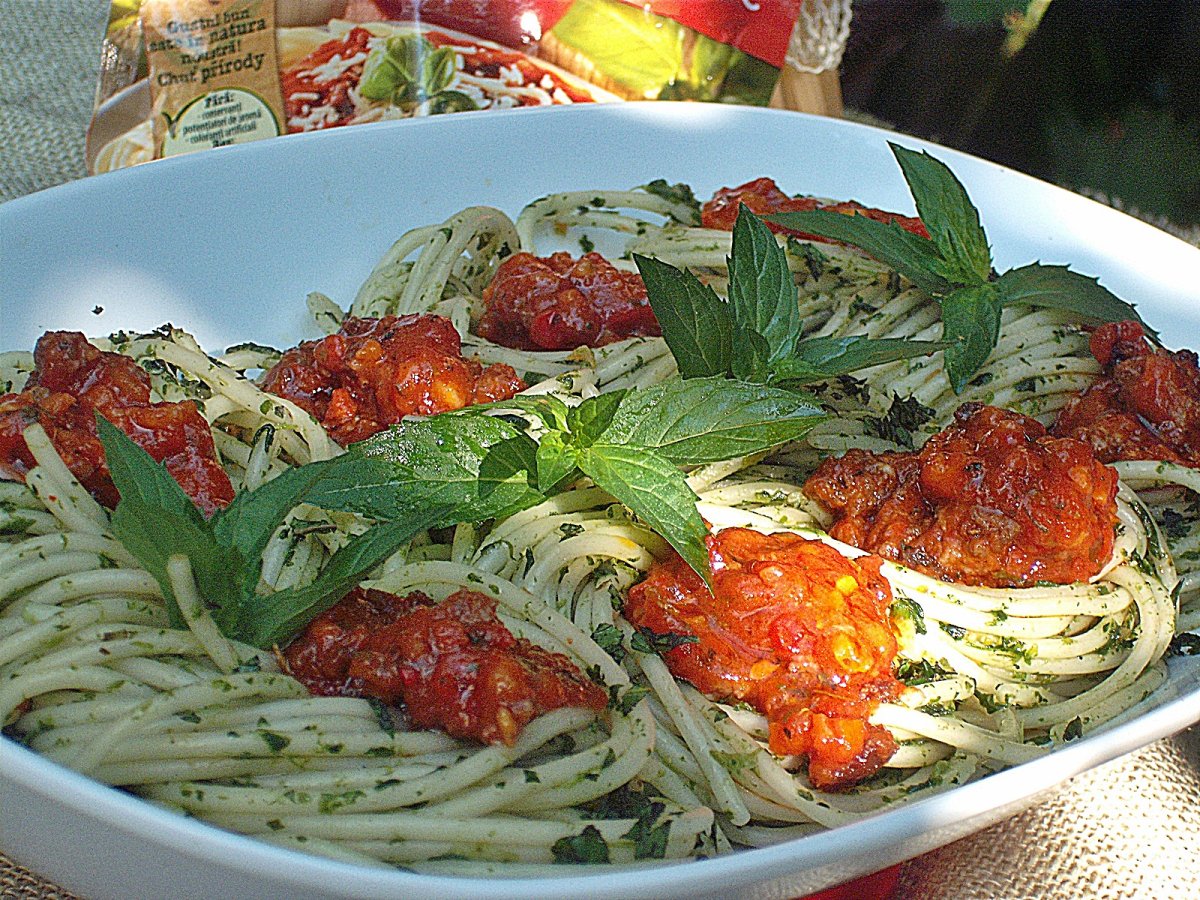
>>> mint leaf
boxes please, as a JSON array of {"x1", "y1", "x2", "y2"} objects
[
  {"x1": 341, "y1": 415, "x2": 542, "y2": 523},
  {"x1": 97, "y1": 415, "x2": 241, "y2": 629},
  {"x1": 243, "y1": 515, "x2": 443, "y2": 647},
  {"x1": 891, "y1": 143, "x2": 991, "y2": 284},
  {"x1": 578, "y1": 444, "x2": 711, "y2": 584},
  {"x1": 769, "y1": 335, "x2": 951, "y2": 386},
  {"x1": 941, "y1": 283, "x2": 1003, "y2": 392},
  {"x1": 634, "y1": 254, "x2": 733, "y2": 378},
  {"x1": 535, "y1": 431, "x2": 580, "y2": 493},
  {"x1": 995, "y1": 263, "x2": 1155, "y2": 336},
  {"x1": 210, "y1": 455, "x2": 376, "y2": 595},
  {"x1": 765, "y1": 209, "x2": 951, "y2": 296},
  {"x1": 728, "y1": 205, "x2": 801, "y2": 363},
  {"x1": 598, "y1": 376, "x2": 824, "y2": 465},
  {"x1": 730, "y1": 325, "x2": 771, "y2": 382},
  {"x1": 567, "y1": 390, "x2": 627, "y2": 447}
]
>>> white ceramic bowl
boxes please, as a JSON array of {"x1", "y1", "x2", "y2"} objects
[{"x1": 3, "y1": 103, "x2": 1200, "y2": 900}]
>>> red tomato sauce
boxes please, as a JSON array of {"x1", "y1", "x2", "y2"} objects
[
  {"x1": 1052, "y1": 320, "x2": 1200, "y2": 467},
  {"x1": 261, "y1": 314, "x2": 525, "y2": 446},
  {"x1": 283, "y1": 587, "x2": 607, "y2": 745},
  {"x1": 282, "y1": 26, "x2": 595, "y2": 133},
  {"x1": 701, "y1": 177, "x2": 931, "y2": 242},
  {"x1": 804, "y1": 403, "x2": 1118, "y2": 588},
  {"x1": 281, "y1": 26, "x2": 372, "y2": 132},
  {"x1": 0, "y1": 332, "x2": 233, "y2": 515},
  {"x1": 427, "y1": 31, "x2": 595, "y2": 104},
  {"x1": 625, "y1": 528, "x2": 903, "y2": 790},
  {"x1": 478, "y1": 251, "x2": 659, "y2": 350}
]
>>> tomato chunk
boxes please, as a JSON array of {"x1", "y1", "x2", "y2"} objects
[
  {"x1": 702, "y1": 177, "x2": 930, "y2": 241},
  {"x1": 625, "y1": 528, "x2": 902, "y2": 790},
  {"x1": 805, "y1": 403, "x2": 1118, "y2": 588},
  {"x1": 479, "y1": 251, "x2": 659, "y2": 350},
  {"x1": 1053, "y1": 320, "x2": 1200, "y2": 466},
  {"x1": 261, "y1": 314, "x2": 525, "y2": 446},
  {"x1": 0, "y1": 331, "x2": 233, "y2": 514},
  {"x1": 284, "y1": 587, "x2": 607, "y2": 745}
]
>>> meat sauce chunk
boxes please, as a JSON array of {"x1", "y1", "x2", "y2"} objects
[
  {"x1": 478, "y1": 251, "x2": 659, "y2": 351},
  {"x1": 261, "y1": 314, "x2": 525, "y2": 446},
  {"x1": 1052, "y1": 320, "x2": 1200, "y2": 466},
  {"x1": 284, "y1": 587, "x2": 607, "y2": 746},
  {"x1": 701, "y1": 177, "x2": 930, "y2": 241},
  {"x1": 804, "y1": 403, "x2": 1118, "y2": 588},
  {"x1": 625, "y1": 528, "x2": 903, "y2": 790},
  {"x1": 0, "y1": 331, "x2": 233, "y2": 514}
]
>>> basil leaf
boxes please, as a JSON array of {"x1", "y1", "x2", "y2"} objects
[
  {"x1": 535, "y1": 431, "x2": 580, "y2": 493},
  {"x1": 567, "y1": 390, "x2": 628, "y2": 447},
  {"x1": 890, "y1": 143, "x2": 992, "y2": 285},
  {"x1": 995, "y1": 263, "x2": 1155, "y2": 337},
  {"x1": 634, "y1": 254, "x2": 733, "y2": 378},
  {"x1": 639, "y1": 179, "x2": 701, "y2": 225},
  {"x1": 728, "y1": 205, "x2": 801, "y2": 363},
  {"x1": 598, "y1": 376, "x2": 825, "y2": 465},
  {"x1": 341, "y1": 415, "x2": 542, "y2": 523},
  {"x1": 97, "y1": 415, "x2": 242, "y2": 629},
  {"x1": 769, "y1": 335, "x2": 952, "y2": 386},
  {"x1": 730, "y1": 326, "x2": 771, "y2": 383},
  {"x1": 243, "y1": 515, "x2": 444, "y2": 648},
  {"x1": 578, "y1": 444, "x2": 711, "y2": 583},
  {"x1": 210, "y1": 455, "x2": 373, "y2": 594},
  {"x1": 765, "y1": 209, "x2": 951, "y2": 296},
  {"x1": 941, "y1": 283, "x2": 1003, "y2": 393}
]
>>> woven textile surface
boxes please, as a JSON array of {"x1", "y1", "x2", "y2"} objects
[{"x1": 1, "y1": 2, "x2": 1198, "y2": 898}]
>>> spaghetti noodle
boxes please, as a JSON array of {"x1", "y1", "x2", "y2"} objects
[{"x1": 1, "y1": 179, "x2": 1194, "y2": 875}]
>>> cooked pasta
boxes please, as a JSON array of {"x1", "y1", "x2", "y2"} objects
[{"x1": 1, "y1": 179, "x2": 1194, "y2": 875}]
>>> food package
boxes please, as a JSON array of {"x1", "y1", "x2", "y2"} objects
[{"x1": 89, "y1": 0, "x2": 811, "y2": 174}]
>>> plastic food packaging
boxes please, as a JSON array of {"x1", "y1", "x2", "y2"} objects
[{"x1": 89, "y1": 0, "x2": 850, "y2": 174}]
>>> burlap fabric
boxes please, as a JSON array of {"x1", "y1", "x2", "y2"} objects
[{"x1": 1, "y1": 3, "x2": 1198, "y2": 898}]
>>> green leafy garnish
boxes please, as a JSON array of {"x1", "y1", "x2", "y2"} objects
[
  {"x1": 726, "y1": 206, "x2": 802, "y2": 364},
  {"x1": 359, "y1": 34, "x2": 456, "y2": 108},
  {"x1": 940, "y1": 283, "x2": 1004, "y2": 394},
  {"x1": 766, "y1": 143, "x2": 1150, "y2": 389},
  {"x1": 636, "y1": 205, "x2": 948, "y2": 387},
  {"x1": 98, "y1": 415, "x2": 446, "y2": 647}
]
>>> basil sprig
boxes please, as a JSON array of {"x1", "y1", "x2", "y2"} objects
[
  {"x1": 97, "y1": 415, "x2": 448, "y2": 649},
  {"x1": 635, "y1": 204, "x2": 950, "y2": 386},
  {"x1": 356, "y1": 378, "x2": 825, "y2": 583},
  {"x1": 98, "y1": 376, "x2": 823, "y2": 645},
  {"x1": 765, "y1": 143, "x2": 1151, "y2": 392}
]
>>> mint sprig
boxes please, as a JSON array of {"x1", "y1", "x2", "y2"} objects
[
  {"x1": 97, "y1": 415, "x2": 446, "y2": 647},
  {"x1": 358, "y1": 377, "x2": 826, "y2": 586},
  {"x1": 98, "y1": 373, "x2": 824, "y2": 644},
  {"x1": 766, "y1": 143, "x2": 1151, "y2": 391},
  {"x1": 636, "y1": 204, "x2": 949, "y2": 386}
]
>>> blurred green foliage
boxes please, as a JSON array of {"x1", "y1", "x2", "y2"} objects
[{"x1": 842, "y1": 0, "x2": 1200, "y2": 226}]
